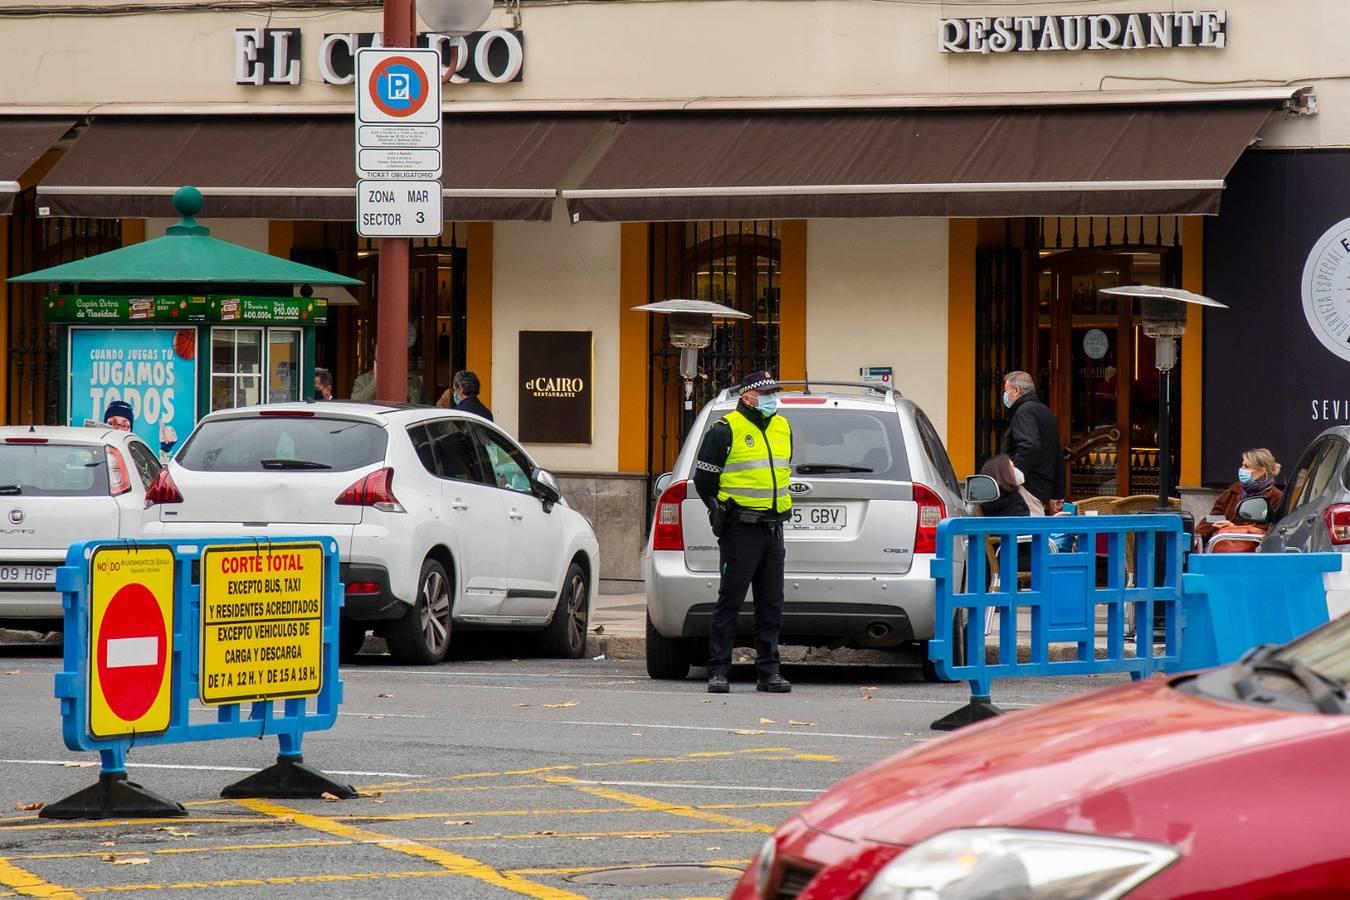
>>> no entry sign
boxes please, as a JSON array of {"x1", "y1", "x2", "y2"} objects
[{"x1": 88, "y1": 546, "x2": 174, "y2": 740}]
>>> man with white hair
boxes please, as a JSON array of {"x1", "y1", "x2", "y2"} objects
[{"x1": 1000, "y1": 371, "x2": 1065, "y2": 514}]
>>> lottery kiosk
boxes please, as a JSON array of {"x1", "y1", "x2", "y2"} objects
[{"x1": 9, "y1": 187, "x2": 360, "y2": 457}]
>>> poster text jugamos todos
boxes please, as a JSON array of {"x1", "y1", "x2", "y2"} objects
[{"x1": 200, "y1": 543, "x2": 324, "y2": 705}]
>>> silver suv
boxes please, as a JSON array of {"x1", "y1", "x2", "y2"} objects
[{"x1": 643, "y1": 382, "x2": 972, "y2": 681}]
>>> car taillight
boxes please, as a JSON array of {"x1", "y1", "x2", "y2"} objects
[
  {"x1": 1326, "y1": 504, "x2": 1350, "y2": 545},
  {"x1": 144, "y1": 469, "x2": 183, "y2": 508},
  {"x1": 105, "y1": 446, "x2": 132, "y2": 497},
  {"x1": 336, "y1": 467, "x2": 404, "y2": 513},
  {"x1": 3, "y1": 437, "x2": 47, "y2": 444},
  {"x1": 912, "y1": 482, "x2": 946, "y2": 555},
  {"x1": 652, "y1": 480, "x2": 688, "y2": 552},
  {"x1": 345, "y1": 582, "x2": 381, "y2": 595}
]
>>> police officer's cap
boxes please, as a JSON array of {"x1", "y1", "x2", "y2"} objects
[{"x1": 739, "y1": 371, "x2": 780, "y2": 393}]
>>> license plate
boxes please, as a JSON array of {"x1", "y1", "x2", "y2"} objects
[
  {"x1": 0, "y1": 565, "x2": 56, "y2": 587},
  {"x1": 789, "y1": 505, "x2": 847, "y2": 531}
]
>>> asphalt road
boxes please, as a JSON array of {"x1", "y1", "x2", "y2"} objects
[{"x1": 0, "y1": 641, "x2": 1124, "y2": 899}]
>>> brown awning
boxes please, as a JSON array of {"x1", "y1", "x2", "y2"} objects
[
  {"x1": 0, "y1": 119, "x2": 74, "y2": 215},
  {"x1": 563, "y1": 103, "x2": 1276, "y2": 222},
  {"x1": 37, "y1": 115, "x2": 609, "y2": 221}
]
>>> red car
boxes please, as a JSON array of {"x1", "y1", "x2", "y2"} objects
[{"x1": 733, "y1": 616, "x2": 1350, "y2": 899}]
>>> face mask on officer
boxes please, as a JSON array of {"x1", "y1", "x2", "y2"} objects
[{"x1": 756, "y1": 394, "x2": 779, "y2": 416}]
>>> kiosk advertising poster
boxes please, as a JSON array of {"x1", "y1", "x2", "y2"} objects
[{"x1": 68, "y1": 327, "x2": 199, "y2": 463}]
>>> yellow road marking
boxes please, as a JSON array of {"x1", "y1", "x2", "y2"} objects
[
  {"x1": 76, "y1": 870, "x2": 451, "y2": 894},
  {"x1": 0, "y1": 817, "x2": 272, "y2": 833},
  {"x1": 543, "y1": 776, "x2": 775, "y2": 833},
  {"x1": 0, "y1": 858, "x2": 80, "y2": 899},
  {"x1": 333, "y1": 800, "x2": 803, "y2": 821},
  {"x1": 17, "y1": 841, "x2": 352, "y2": 863},
  {"x1": 506, "y1": 859, "x2": 750, "y2": 876},
  {"x1": 234, "y1": 799, "x2": 582, "y2": 900},
  {"x1": 423, "y1": 826, "x2": 754, "y2": 843}
]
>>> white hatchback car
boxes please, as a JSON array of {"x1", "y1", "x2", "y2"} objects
[
  {"x1": 141, "y1": 403, "x2": 600, "y2": 665},
  {"x1": 0, "y1": 425, "x2": 162, "y2": 631}
]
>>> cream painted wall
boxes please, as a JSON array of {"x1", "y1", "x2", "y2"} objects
[
  {"x1": 1, "y1": 1, "x2": 1346, "y2": 147},
  {"x1": 805, "y1": 219, "x2": 950, "y2": 440},
  {"x1": 492, "y1": 205, "x2": 621, "y2": 473},
  {"x1": 146, "y1": 218, "x2": 269, "y2": 252}
]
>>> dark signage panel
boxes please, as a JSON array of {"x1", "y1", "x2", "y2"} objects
[
  {"x1": 1204, "y1": 150, "x2": 1350, "y2": 485},
  {"x1": 518, "y1": 331, "x2": 592, "y2": 444}
]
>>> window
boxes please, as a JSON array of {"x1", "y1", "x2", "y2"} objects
[
  {"x1": 211, "y1": 328, "x2": 264, "y2": 411},
  {"x1": 410, "y1": 420, "x2": 487, "y2": 483},
  {"x1": 473, "y1": 426, "x2": 534, "y2": 493},
  {"x1": 780, "y1": 410, "x2": 911, "y2": 481},
  {"x1": 124, "y1": 440, "x2": 162, "y2": 489},
  {"x1": 0, "y1": 443, "x2": 109, "y2": 496},
  {"x1": 1283, "y1": 440, "x2": 1327, "y2": 515},
  {"x1": 916, "y1": 411, "x2": 961, "y2": 495},
  {"x1": 268, "y1": 330, "x2": 303, "y2": 404},
  {"x1": 1306, "y1": 439, "x2": 1347, "y2": 503},
  {"x1": 178, "y1": 416, "x2": 388, "y2": 472}
]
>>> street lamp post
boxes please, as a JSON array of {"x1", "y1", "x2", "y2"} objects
[{"x1": 374, "y1": 0, "x2": 491, "y2": 404}]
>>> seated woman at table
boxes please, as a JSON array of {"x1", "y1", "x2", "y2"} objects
[
  {"x1": 1195, "y1": 448, "x2": 1283, "y2": 549},
  {"x1": 980, "y1": 454, "x2": 1034, "y2": 517}
]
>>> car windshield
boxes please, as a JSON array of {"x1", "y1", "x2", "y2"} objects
[
  {"x1": 696, "y1": 406, "x2": 910, "y2": 481},
  {"x1": 176, "y1": 417, "x2": 388, "y2": 473},
  {"x1": 1275, "y1": 615, "x2": 1350, "y2": 686},
  {"x1": 0, "y1": 443, "x2": 109, "y2": 496}
]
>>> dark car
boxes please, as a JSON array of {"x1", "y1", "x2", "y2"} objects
[{"x1": 1261, "y1": 425, "x2": 1350, "y2": 552}]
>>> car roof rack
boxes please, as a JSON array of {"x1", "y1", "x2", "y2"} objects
[{"x1": 715, "y1": 380, "x2": 901, "y2": 403}]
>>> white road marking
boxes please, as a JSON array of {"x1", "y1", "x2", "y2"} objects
[
  {"x1": 575, "y1": 780, "x2": 824, "y2": 794},
  {"x1": 556, "y1": 720, "x2": 902, "y2": 741},
  {"x1": 105, "y1": 636, "x2": 158, "y2": 668},
  {"x1": 188, "y1": 706, "x2": 428, "y2": 720},
  {"x1": 0, "y1": 759, "x2": 421, "y2": 778}
]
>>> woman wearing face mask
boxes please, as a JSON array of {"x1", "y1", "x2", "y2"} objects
[
  {"x1": 1194, "y1": 448, "x2": 1283, "y2": 550},
  {"x1": 979, "y1": 454, "x2": 1034, "y2": 517}
]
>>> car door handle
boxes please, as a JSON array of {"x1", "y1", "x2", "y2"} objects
[
  {"x1": 1305, "y1": 515, "x2": 1319, "y2": 524},
  {"x1": 508, "y1": 509, "x2": 524, "y2": 520},
  {"x1": 451, "y1": 500, "x2": 469, "y2": 511}
]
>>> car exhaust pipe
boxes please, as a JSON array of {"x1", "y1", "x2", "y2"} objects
[{"x1": 866, "y1": 622, "x2": 891, "y2": 641}]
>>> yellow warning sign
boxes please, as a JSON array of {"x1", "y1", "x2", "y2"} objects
[
  {"x1": 200, "y1": 542, "x2": 324, "y2": 705},
  {"x1": 88, "y1": 545, "x2": 175, "y2": 740}
]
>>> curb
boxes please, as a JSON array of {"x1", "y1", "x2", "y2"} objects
[{"x1": 583, "y1": 636, "x2": 1149, "y2": 665}]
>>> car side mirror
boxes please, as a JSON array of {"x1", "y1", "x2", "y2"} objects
[
  {"x1": 964, "y1": 474, "x2": 1000, "y2": 505},
  {"x1": 532, "y1": 468, "x2": 562, "y2": 511},
  {"x1": 1237, "y1": 496, "x2": 1270, "y2": 523},
  {"x1": 652, "y1": 472, "x2": 673, "y2": 500}
]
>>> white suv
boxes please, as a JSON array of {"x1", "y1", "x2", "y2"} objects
[
  {"x1": 644, "y1": 383, "x2": 972, "y2": 681},
  {"x1": 142, "y1": 403, "x2": 599, "y2": 665},
  {"x1": 0, "y1": 426, "x2": 162, "y2": 631}
]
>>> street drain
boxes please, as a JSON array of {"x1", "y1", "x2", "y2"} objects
[{"x1": 565, "y1": 865, "x2": 742, "y2": 886}]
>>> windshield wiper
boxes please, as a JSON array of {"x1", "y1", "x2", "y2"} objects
[
  {"x1": 795, "y1": 464, "x2": 874, "y2": 474},
  {"x1": 259, "y1": 459, "x2": 332, "y2": 470},
  {"x1": 0, "y1": 485, "x2": 19, "y2": 495},
  {"x1": 1232, "y1": 644, "x2": 1347, "y2": 714}
]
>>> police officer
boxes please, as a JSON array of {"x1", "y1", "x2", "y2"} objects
[{"x1": 693, "y1": 371, "x2": 792, "y2": 694}]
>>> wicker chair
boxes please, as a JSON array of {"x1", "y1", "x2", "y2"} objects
[{"x1": 1074, "y1": 495, "x2": 1123, "y2": 515}]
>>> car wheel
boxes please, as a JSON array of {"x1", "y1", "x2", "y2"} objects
[
  {"x1": 386, "y1": 558, "x2": 452, "y2": 665},
  {"x1": 539, "y1": 562, "x2": 589, "y2": 659},
  {"x1": 922, "y1": 609, "x2": 968, "y2": 683},
  {"x1": 338, "y1": 620, "x2": 368, "y2": 662},
  {"x1": 645, "y1": 612, "x2": 692, "y2": 680}
]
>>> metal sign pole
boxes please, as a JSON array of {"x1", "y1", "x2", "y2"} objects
[{"x1": 375, "y1": 0, "x2": 416, "y2": 404}]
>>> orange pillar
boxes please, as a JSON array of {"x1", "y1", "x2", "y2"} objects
[
  {"x1": 618, "y1": 223, "x2": 650, "y2": 473},
  {"x1": 778, "y1": 221, "x2": 807, "y2": 384},
  {"x1": 1180, "y1": 217, "x2": 1205, "y2": 486},
  {"x1": 466, "y1": 223, "x2": 494, "y2": 408},
  {"x1": 946, "y1": 219, "x2": 978, "y2": 477}
]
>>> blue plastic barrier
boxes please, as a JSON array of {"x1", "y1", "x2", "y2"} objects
[
  {"x1": 928, "y1": 515, "x2": 1185, "y2": 730},
  {"x1": 1176, "y1": 553, "x2": 1340, "y2": 672},
  {"x1": 45, "y1": 537, "x2": 350, "y2": 819}
]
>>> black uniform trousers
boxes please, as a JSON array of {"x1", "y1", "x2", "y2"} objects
[{"x1": 707, "y1": 519, "x2": 785, "y2": 677}]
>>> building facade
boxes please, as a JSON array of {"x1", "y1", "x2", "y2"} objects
[{"x1": 0, "y1": 0, "x2": 1342, "y2": 583}]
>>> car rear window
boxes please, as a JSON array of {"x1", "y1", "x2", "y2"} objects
[
  {"x1": 0, "y1": 443, "x2": 109, "y2": 496},
  {"x1": 696, "y1": 407, "x2": 910, "y2": 481},
  {"x1": 176, "y1": 417, "x2": 388, "y2": 473}
]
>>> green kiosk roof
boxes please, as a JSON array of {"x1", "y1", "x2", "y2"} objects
[{"x1": 8, "y1": 186, "x2": 360, "y2": 286}]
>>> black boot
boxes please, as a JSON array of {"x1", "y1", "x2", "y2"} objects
[
  {"x1": 757, "y1": 673, "x2": 791, "y2": 693},
  {"x1": 707, "y1": 674, "x2": 730, "y2": 694}
]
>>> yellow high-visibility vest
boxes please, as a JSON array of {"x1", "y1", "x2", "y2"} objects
[{"x1": 717, "y1": 409, "x2": 792, "y2": 513}]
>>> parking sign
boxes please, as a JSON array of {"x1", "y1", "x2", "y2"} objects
[{"x1": 355, "y1": 48, "x2": 442, "y2": 180}]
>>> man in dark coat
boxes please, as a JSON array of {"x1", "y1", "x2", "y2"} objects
[
  {"x1": 437, "y1": 370, "x2": 493, "y2": 421},
  {"x1": 1000, "y1": 371, "x2": 1065, "y2": 513}
]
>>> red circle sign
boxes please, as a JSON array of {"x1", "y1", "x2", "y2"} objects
[
  {"x1": 368, "y1": 56, "x2": 430, "y2": 118},
  {"x1": 96, "y1": 582, "x2": 168, "y2": 722}
]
